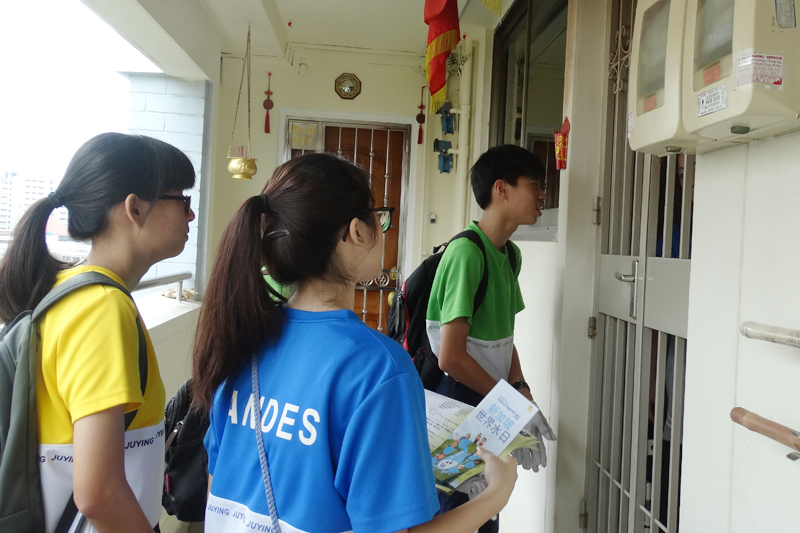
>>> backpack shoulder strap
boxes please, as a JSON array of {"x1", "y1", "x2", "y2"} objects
[
  {"x1": 128, "y1": 316, "x2": 147, "y2": 424},
  {"x1": 31, "y1": 271, "x2": 130, "y2": 321},
  {"x1": 43, "y1": 272, "x2": 148, "y2": 533},
  {"x1": 165, "y1": 379, "x2": 192, "y2": 445},
  {"x1": 450, "y1": 230, "x2": 489, "y2": 315},
  {"x1": 31, "y1": 271, "x2": 146, "y2": 401},
  {"x1": 505, "y1": 240, "x2": 518, "y2": 275}
]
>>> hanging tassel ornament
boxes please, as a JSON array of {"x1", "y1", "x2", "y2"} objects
[
  {"x1": 263, "y1": 72, "x2": 274, "y2": 134},
  {"x1": 416, "y1": 86, "x2": 426, "y2": 145}
]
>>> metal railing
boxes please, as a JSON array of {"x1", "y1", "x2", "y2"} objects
[
  {"x1": 740, "y1": 321, "x2": 800, "y2": 350},
  {"x1": 133, "y1": 271, "x2": 192, "y2": 303},
  {"x1": 731, "y1": 407, "x2": 800, "y2": 461},
  {"x1": 735, "y1": 324, "x2": 800, "y2": 461}
]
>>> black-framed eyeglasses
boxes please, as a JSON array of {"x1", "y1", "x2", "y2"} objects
[
  {"x1": 159, "y1": 194, "x2": 192, "y2": 214},
  {"x1": 375, "y1": 207, "x2": 395, "y2": 233},
  {"x1": 342, "y1": 206, "x2": 395, "y2": 242}
]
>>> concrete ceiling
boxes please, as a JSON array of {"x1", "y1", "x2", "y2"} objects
[
  {"x1": 197, "y1": 0, "x2": 478, "y2": 57},
  {"x1": 198, "y1": 0, "x2": 284, "y2": 56},
  {"x1": 529, "y1": 7, "x2": 567, "y2": 68},
  {"x1": 276, "y1": 0, "x2": 428, "y2": 53}
]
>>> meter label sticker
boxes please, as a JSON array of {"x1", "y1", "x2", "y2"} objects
[
  {"x1": 736, "y1": 51, "x2": 784, "y2": 89},
  {"x1": 697, "y1": 86, "x2": 727, "y2": 117},
  {"x1": 627, "y1": 111, "x2": 634, "y2": 137},
  {"x1": 775, "y1": 0, "x2": 797, "y2": 29},
  {"x1": 703, "y1": 63, "x2": 722, "y2": 86},
  {"x1": 643, "y1": 94, "x2": 657, "y2": 113}
]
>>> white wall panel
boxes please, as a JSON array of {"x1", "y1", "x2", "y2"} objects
[
  {"x1": 731, "y1": 130, "x2": 800, "y2": 532},
  {"x1": 681, "y1": 143, "x2": 746, "y2": 533},
  {"x1": 503, "y1": 242, "x2": 558, "y2": 533},
  {"x1": 683, "y1": 130, "x2": 800, "y2": 532}
]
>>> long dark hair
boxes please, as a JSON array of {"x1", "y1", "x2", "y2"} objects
[
  {"x1": 192, "y1": 152, "x2": 377, "y2": 409},
  {"x1": 0, "y1": 133, "x2": 195, "y2": 322}
]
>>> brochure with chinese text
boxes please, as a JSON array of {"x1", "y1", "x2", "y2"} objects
[{"x1": 424, "y1": 380, "x2": 538, "y2": 493}]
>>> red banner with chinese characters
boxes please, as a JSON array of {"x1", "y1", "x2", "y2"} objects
[{"x1": 554, "y1": 117, "x2": 570, "y2": 170}]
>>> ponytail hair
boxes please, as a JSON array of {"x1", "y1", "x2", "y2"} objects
[
  {"x1": 0, "y1": 132, "x2": 195, "y2": 322},
  {"x1": 0, "y1": 198, "x2": 67, "y2": 323},
  {"x1": 192, "y1": 153, "x2": 377, "y2": 409}
]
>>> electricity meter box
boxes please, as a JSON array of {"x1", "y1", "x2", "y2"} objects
[
  {"x1": 683, "y1": 0, "x2": 800, "y2": 146},
  {"x1": 628, "y1": 0, "x2": 712, "y2": 155}
]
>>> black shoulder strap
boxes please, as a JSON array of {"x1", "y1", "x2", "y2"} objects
[
  {"x1": 164, "y1": 378, "x2": 192, "y2": 451},
  {"x1": 44, "y1": 272, "x2": 148, "y2": 533},
  {"x1": 449, "y1": 231, "x2": 520, "y2": 317},
  {"x1": 505, "y1": 241, "x2": 518, "y2": 275},
  {"x1": 450, "y1": 230, "x2": 489, "y2": 315}
]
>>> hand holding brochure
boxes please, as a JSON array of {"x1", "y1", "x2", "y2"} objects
[{"x1": 424, "y1": 380, "x2": 539, "y2": 493}]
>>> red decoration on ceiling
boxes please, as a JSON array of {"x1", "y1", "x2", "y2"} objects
[
  {"x1": 424, "y1": 0, "x2": 460, "y2": 113},
  {"x1": 416, "y1": 86, "x2": 426, "y2": 145},
  {"x1": 263, "y1": 72, "x2": 274, "y2": 134}
]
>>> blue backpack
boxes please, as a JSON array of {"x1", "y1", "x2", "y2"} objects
[{"x1": 0, "y1": 271, "x2": 146, "y2": 533}]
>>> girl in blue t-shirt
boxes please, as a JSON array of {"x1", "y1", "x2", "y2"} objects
[{"x1": 193, "y1": 153, "x2": 518, "y2": 533}]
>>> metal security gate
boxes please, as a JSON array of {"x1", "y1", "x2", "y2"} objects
[
  {"x1": 587, "y1": 0, "x2": 694, "y2": 531},
  {"x1": 285, "y1": 119, "x2": 410, "y2": 332}
]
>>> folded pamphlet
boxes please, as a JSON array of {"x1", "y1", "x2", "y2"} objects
[{"x1": 424, "y1": 380, "x2": 538, "y2": 493}]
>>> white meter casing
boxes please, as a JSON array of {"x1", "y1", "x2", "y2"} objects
[
  {"x1": 682, "y1": 0, "x2": 800, "y2": 148},
  {"x1": 628, "y1": 0, "x2": 713, "y2": 155}
]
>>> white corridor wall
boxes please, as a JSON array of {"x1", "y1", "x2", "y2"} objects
[
  {"x1": 502, "y1": 241, "x2": 559, "y2": 533},
  {"x1": 127, "y1": 73, "x2": 208, "y2": 291},
  {"x1": 682, "y1": 130, "x2": 800, "y2": 532}
]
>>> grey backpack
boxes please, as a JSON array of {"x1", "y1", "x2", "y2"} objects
[{"x1": 0, "y1": 271, "x2": 146, "y2": 533}]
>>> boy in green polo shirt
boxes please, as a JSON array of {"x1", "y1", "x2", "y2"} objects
[{"x1": 426, "y1": 144, "x2": 556, "y2": 532}]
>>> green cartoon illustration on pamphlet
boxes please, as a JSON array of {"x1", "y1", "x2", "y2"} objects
[{"x1": 424, "y1": 380, "x2": 539, "y2": 493}]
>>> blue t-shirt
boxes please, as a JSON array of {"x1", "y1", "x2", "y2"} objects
[{"x1": 204, "y1": 307, "x2": 439, "y2": 533}]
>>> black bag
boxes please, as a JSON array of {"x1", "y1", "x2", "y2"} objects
[
  {"x1": 163, "y1": 379, "x2": 209, "y2": 523},
  {"x1": 387, "y1": 230, "x2": 517, "y2": 390},
  {"x1": 0, "y1": 272, "x2": 146, "y2": 533}
]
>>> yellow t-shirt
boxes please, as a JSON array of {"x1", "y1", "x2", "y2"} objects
[{"x1": 36, "y1": 265, "x2": 166, "y2": 532}]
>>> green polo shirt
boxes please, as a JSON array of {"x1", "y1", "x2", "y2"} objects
[{"x1": 425, "y1": 221, "x2": 524, "y2": 382}]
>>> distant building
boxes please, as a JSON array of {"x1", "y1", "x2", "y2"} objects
[
  {"x1": 0, "y1": 171, "x2": 16, "y2": 231},
  {"x1": 0, "y1": 170, "x2": 88, "y2": 261},
  {"x1": 0, "y1": 170, "x2": 50, "y2": 230}
]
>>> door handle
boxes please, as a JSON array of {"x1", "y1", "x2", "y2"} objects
[{"x1": 614, "y1": 260, "x2": 638, "y2": 320}]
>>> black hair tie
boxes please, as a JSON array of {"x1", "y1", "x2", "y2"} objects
[
  {"x1": 48, "y1": 191, "x2": 63, "y2": 210},
  {"x1": 259, "y1": 193, "x2": 271, "y2": 214}
]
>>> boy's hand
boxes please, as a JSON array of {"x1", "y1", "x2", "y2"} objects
[
  {"x1": 513, "y1": 402, "x2": 557, "y2": 472},
  {"x1": 465, "y1": 473, "x2": 488, "y2": 500}
]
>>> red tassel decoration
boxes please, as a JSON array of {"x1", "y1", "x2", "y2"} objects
[
  {"x1": 416, "y1": 86, "x2": 426, "y2": 145},
  {"x1": 263, "y1": 72, "x2": 274, "y2": 134}
]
